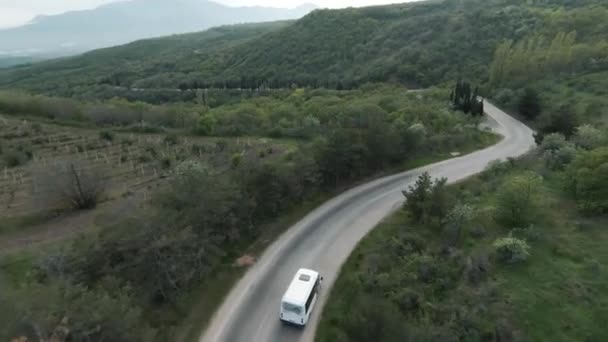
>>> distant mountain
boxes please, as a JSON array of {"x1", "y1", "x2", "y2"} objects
[{"x1": 0, "y1": 0, "x2": 316, "y2": 61}]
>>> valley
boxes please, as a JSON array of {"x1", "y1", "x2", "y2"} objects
[{"x1": 0, "y1": 0, "x2": 607, "y2": 341}]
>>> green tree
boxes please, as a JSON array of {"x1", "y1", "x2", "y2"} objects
[
  {"x1": 403, "y1": 172, "x2": 433, "y2": 223},
  {"x1": 443, "y1": 203, "x2": 475, "y2": 243},
  {"x1": 403, "y1": 172, "x2": 451, "y2": 225},
  {"x1": 535, "y1": 106, "x2": 579, "y2": 144},
  {"x1": 573, "y1": 125, "x2": 607, "y2": 150},
  {"x1": 495, "y1": 172, "x2": 544, "y2": 227},
  {"x1": 565, "y1": 147, "x2": 608, "y2": 214},
  {"x1": 518, "y1": 88, "x2": 541, "y2": 120},
  {"x1": 314, "y1": 129, "x2": 370, "y2": 185}
]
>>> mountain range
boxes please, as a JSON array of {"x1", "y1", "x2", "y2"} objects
[{"x1": 0, "y1": 0, "x2": 316, "y2": 61}]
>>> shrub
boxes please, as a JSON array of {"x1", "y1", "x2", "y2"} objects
[
  {"x1": 493, "y1": 88, "x2": 516, "y2": 108},
  {"x1": 534, "y1": 106, "x2": 579, "y2": 144},
  {"x1": 543, "y1": 143, "x2": 576, "y2": 170},
  {"x1": 402, "y1": 172, "x2": 452, "y2": 226},
  {"x1": 216, "y1": 140, "x2": 227, "y2": 152},
  {"x1": 163, "y1": 133, "x2": 179, "y2": 145},
  {"x1": 565, "y1": 147, "x2": 608, "y2": 214},
  {"x1": 493, "y1": 237, "x2": 531, "y2": 264},
  {"x1": 392, "y1": 288, "x2": 422, "y2": 316},
  {"x1": 481, "y1": 159, "x2": 513, "y2": 180},
  {"x1": 231, "y1": 153, "x2": 243, "y2": 168},
  {"x1": 494, "y1": 172, "x2": 543, "y2": 227},
  {"x1": 539, "y1": 133, "x2": 567, "y2": 152},
  {"x1": 99, "y1": 130, "x2": 114, "y2": 141},
  {"x1": 34, "y1": 160, "x2": 106, "y2": 210},
  {"x1": 3, "y1": 149, "x2": 28, "y2": 167},
  {"x1": 518, "y1": 88, "x2": 541, "y2": 120},
  {"x1": 465, "y1": 252, "x2": 491, "y2": 284},
  {"x1": 341, "y1": 296, "x2": 411, "y2": 342},
  {"x1": 160, "y1": 157, "x2": 172, "y2": 169},
  {"x1": 443, "y1": 203, "x2": 475, "y2": 243},
  {"x1": 573, "y1": 125, "x2": 606, "y2": 150}
]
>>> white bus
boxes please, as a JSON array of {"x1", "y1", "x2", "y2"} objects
[{"x1": 280, "y1": 268, "x2": 323, "y2": 326}]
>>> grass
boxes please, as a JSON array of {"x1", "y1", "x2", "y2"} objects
[
  {"x1": 316, "y1": 155, "x2": 608, "y2": 341},
  {"x1": 496, "y1": 215, "x2": 608, "y2": 341},
  {"x1": 0, "y1": 251, "x2": 36, "y2": 289},
  {"x1": 0, "y1": 212, "x2": 57, "y2": 235},
  {"x1": 176, "y1": 129, "x2": 501, "y2": 342}
]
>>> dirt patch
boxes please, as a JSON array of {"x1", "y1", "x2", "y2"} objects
[{"x1": 0, "y1": 196, "x2": 139, "y2": 256}]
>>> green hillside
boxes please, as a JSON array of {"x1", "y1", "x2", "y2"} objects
[
  {"x1": 1, "y1": 0, "x2": 607, "y2": 100},
  {"x1": 0, "y1": 21, "x2": 289, "y2": 98}
]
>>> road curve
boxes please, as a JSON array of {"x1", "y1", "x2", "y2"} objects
[{"x1": 200, "y1": 101, "x2": 535, "y2": 342}]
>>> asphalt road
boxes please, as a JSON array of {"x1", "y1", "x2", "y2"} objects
[{"x1": 200, "y1": 101, "x2": 535, "y2": 342}]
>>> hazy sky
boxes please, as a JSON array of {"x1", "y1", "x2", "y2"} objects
[{"x1": 0, "y1": 0, "x2": 415, "y2": 29}]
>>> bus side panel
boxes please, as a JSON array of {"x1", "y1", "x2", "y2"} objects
[{"x1": 304, "y1": 294, "x2": 318, "y2": 325}]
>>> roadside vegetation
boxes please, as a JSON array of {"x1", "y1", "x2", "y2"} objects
[
  {"x1": 0, "y1": 84, "x2": 494, "y2": 341},
  {"x1": 318, "y1": 129, "x2": 608, "y2": 341}
]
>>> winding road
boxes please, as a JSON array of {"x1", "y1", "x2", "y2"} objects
[{"x1": 200, "y1": 101, "x2": 535, "y2": 342}]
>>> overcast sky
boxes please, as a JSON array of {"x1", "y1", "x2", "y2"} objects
[{"x1": 0, "y1": 0, "x2": 415, "y2": 28}]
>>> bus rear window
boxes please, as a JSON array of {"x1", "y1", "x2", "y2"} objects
[{"x1": 282, "y1": 302, "x2": 302, "y2": 314}]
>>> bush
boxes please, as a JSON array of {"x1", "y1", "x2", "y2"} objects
[
  {"x1": 3, "y1": 149, "x2": 28, "y2": 167},
  {"x1": 573, "y1": 125, "x2": 606, "y2": 150},
  {"x1": 539, "y1": 133, "x2": 567, "y2": 152},
  {"x1": 443, "y1": 203, "x2": 475, "y2": 243},
  {"x1": 493, "y1": 88, "x2": 516, "y2": 108},
  {"x1": 543, "y1": 143, "x2": 576, "y2": 170},
  {"x1": 534, "y1": 106, "x2": 579, "y2": 144},
  {"x1": 164, "y1": 133, "x2": 179, "y2": 145},
  {"x1": 341, "y1": 296, "x2": 411, "y2": 342},
  {"x1": 402, "y1": 172, "x2": 452, "y2": 226},
  {"x1": 565, "y1": 147, "x2": 608, "y2": 214},
  {"x1": 518, "y1": 88, "x2": 541, "y2": 120},
  {"x1": 99, "y1": 130, "x2": 114, "y2": 141},
  {"x1": 231, "y1": 153, "x2": 243, "y2": 168},
  {"x1": 481, "y1": 159, "x2": 513, "y2": 180},
  {"x1": 493, "y1": 237, "x2": 531, "y2": 264},
  {"x1": 160, "y1": 157, "x2": 172, "y2": 169},
  {"x1": 34, "y1": 160, "x2": 106, "y2": 210},
  {"x1": 494, "y1": 172, "x2": 543, "y2": 227}
]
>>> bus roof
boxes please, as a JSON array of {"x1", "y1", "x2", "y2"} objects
[{"x1": 282, "y1": 268, "x2": 319, "y2": 307}]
